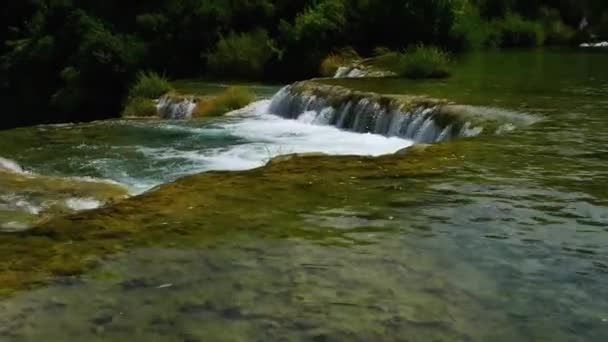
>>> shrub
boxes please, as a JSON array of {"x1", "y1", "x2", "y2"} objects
[
  {"x1": 449, "y1": 2, "x2": 488, "y2": 51},
  {"x1": 395, "y1": 46, "x2": 451, "y2": 79},
  {"x1": 496, "y1": 13, "x2": 545, "y2": 47},
  {"x1": 122, "y1": 97, "x2": 157, "y2": 117},
  {"x1": 370, "y1": 47, "x2": 400, "y2": 67},
  {"x1": 540, "y1": 8, "x2": 575, "y2": 45},
  {"x1": 129, "y1": 71, "x2": 172, "y2": 99},
  {"x1": 193, "y1": 87, "x2": 255, "y2": 118},
  {"x1": 319, "y1": 47, "x2": 360, "y2": 77},
  {"x1": 206, "y1": 30, "x2": 276, "y2": 79}
]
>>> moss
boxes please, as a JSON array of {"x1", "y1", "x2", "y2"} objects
[
  {"x1": 0, "y1": 142, "x2": 479, "y2": 297},
  {"x1": 122, "y1": 97, "x2": 157, "y2": 117}
]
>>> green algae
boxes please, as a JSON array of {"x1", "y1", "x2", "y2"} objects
[{"x1": 0, "y1": 142, "x2": 471, "y2": 296}]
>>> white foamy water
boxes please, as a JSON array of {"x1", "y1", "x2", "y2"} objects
[
  {"x1": 131, "y1": 100, "x2": 412, "y2": 191},
  {"x1": 0, "y1": 99, "x2": 413, "y2": 197},
  {"x1": 0, "y1": 157, "x2": 27, "y2": 174},
  {"x1": 65, "y1": 198, "x2": 103, "y2": 211},
  {"x1": 0, "y1": 98, "x2": 412, "y2": 229}
]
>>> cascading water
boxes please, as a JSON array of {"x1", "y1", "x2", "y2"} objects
[
  {"x1": 267, "y1": 82, "x2": 539, "y2": 143},
  {"x1": 156, "y1": 96, "x2": 197, "y2": 120},
  {"x1": 268, "y1": 85, "x2": 483, "y2": 143},
  {"x1": 333, "y1": 65, "x2": 396, "y2": 78}
]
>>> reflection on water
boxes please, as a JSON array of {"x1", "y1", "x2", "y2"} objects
[{"x1": 1, "y1": 50, "x2": 608, "y2": 340}]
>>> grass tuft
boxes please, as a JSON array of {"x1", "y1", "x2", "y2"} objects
[
  {"x1": 128, "y1": 71, "x2": 173, "y2": 99},
  {"x1": 374, "y1": 45, "x2": 451, "y2": 79}
]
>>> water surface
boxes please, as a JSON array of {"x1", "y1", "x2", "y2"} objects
[{"x1": 0, "y1": 50, "x2": 607, "y2": 341}]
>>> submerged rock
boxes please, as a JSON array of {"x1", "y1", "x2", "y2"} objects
[{"x1": 0, "y1": 168, "x2": 128, "y2": 233}]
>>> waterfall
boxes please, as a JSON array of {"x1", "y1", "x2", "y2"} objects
[
  {"x1": 156, "y1": 96, "x2": 197, "y2": 120},
  {"x1": 334, "y1": 67, "x2": 366, "y2": 78},
  {"x1": 268, "y1": 85, "x2": 485, "y2": 143}
]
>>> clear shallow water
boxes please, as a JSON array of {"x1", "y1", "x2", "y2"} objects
[{"x1": 1, "y1": 50, "x2": 608, "y2": 341}]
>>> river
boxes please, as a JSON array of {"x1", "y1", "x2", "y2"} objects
[{"x1": 0, "y1": 50, "x2": 607, "y2": 341}]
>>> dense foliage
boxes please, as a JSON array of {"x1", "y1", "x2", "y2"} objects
[
  {"x1": 2, "y1": 0, "x2": 608, "y2": 129},
  {"x1": 394, "y1": 46, "x2": 452, "y2": 79}
]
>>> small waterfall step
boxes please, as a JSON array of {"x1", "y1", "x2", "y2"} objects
[{"x1": 268, "y1": 81, "x2": 538, "y2": 143}]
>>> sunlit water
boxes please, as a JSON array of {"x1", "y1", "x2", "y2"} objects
[{"x1": 0, "y1": 50, "x2": 608, "y2": 341}]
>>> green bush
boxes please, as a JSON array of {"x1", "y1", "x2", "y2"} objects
[
  {"x1": 370, "y1": 47, "x2": 402, "y2": 70},
  {"x1": 128, "y1": 71, "x2": 172, "y2": 99},
  {"x1": 540, "y1": 8, "x2": 575, "y2": 45},
  {"x1": 206, "y1": 30, "x2": 276, "y2": 79},
  {"x1": 122, "y1": 97, "x2": 157, "y2": 117},
  {"x1": 395, "y1": 46, "x2": 451, "y2": 79},
  {"x1": 496, "y1": 13, "x2": 545, "y2": 47},
  {"x1": 449, "y1": 2, "x2": 488, "y2": 51}
]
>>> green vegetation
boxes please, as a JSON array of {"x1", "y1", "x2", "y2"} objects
[
  {"x1": 368, "y1": 46, "x2": 451, "y2": 79},
  {"x1": 2, "y1": 0, "x2": 608, "y2": 129},
  {"x1": 395, "y1": 46, "x2": 451, "y2": 79},
  {"x1": 193, "y1": 87, "x2": 256, "y2": 118},
  {"x1": 122, "y1": 71, "x2": 172, "y2": 117},
  {"x1": 496, "y1": 13, "x2": 545, "y2": 47},
  {"x1": 122, "y1": 97, "x2": 157, "y2": 117},
  {"x1": 128, "y1": 72, "x2": 173, "y2": 100},
  {"x1": 207, "y1": 30, "x2": 277, "y2": 79},
  {"x1": 541, "y1": 7, "x2": 576, "y2": 45},
  {"x1": 319, "y1": 48, "x2": 361, "y2": 77}
]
